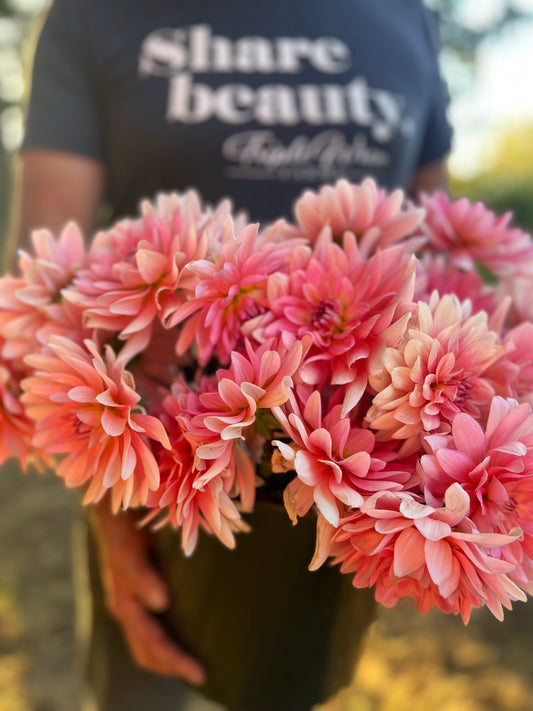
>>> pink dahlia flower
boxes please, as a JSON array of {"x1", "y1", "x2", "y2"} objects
[
  {"x1": 366, "y1": 293, "x2": 503, "y2": 455},
  {"x1": 482, "y1": 323, "x2": 533, "y2": 406},
  {"x1": 414, "y1": 253, "x2": 498, "y2": 317},
  {"x1": 312, "y1": 484, "x2": 525, "y2": 622},
  {"x1": 0, "y1": 223, "x2": 87, "y2": 367},
  {"x1": 169, "y1": 224, "x2": 299, "y2": 366},
  {"x1": 496, "y1": 274, "x2": 533, "y2": 329},
  {"x1": 144, "y1": 385, "x2": 252, "y2": 556},
  {"x1": 420, "y1": 192, "x2": 533, "y2": 278},
  {"x1": 294, "y1": 178, "x2": 424, "y2": 255},
  {"x1": 21, "y1": 336, "x2": 170, "y2": 512},
  {"x1": 0, "y1": 348, "x2": 35, "y2": 468},
  {"x1": 272, "y1": 389, "x2": 412, "y2": 527},
  {"x1": 262, "y1": 231, "x2": 416, "y2": 415},
  {"x1": 177, "y1": 338, "x2": 303, "y2": 491},
  {"x1": 68, "y1": 191, "x2": 221, "y2": 362},
  {"x1": 419, "y1": 397, "x2": 533, "y2": 592}
]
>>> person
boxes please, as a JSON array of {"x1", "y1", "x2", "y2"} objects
[{"x1": 12, "y1": 1, "x2": 452, "y2": 709}]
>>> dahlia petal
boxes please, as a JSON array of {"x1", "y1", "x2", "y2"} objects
[
  {"x1": 424, "y1": 538, "x2": 453, "y2": 586},
  {"x1": 414, "y1": 516, "x2": 451, "y2": 541},
  {"x1": 393, "y1": 527, "x2": 426, "y2": 577},
  {"x1": 309, "y1": 514, "x2": 335, "y2": 571},
  {"x1": 451, "y1": 413, "x2": 485, "y2": 461},
  {"x1": 136, "y1": 249, "x2": 168, "y2": 283},
  {"x1": 283, "y1": 477, "x2": 315, "y2": 524},
  {"x1": 67, "y1": 386, "x2": 96, "y2": 403},
  {"x1": 341, "y1": 375, "x2": 367, "y2": 417},
  {"x1": 101, "y1": 409, "x2": 127, "y2": 436},
  {"x1": 314, "y1": 479, "x2": 340, "y2": 526}
]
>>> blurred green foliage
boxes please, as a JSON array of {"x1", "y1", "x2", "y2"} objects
[{"x1": 450, "y1": 123, "x2": 533, "y2": 233}]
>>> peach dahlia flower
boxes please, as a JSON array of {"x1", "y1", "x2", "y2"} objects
[
  {"x1": 294, "y1": 177, "x2": 424, "y2": 255},
  {"x1": 21, "y1": 336, "x2": 170, "y2": 511},
  {"x1": 366, "y1": 293, "x2": 503, "y2": 454},
  {"x1": 312, "y1": 484, "x2": 525, "y2": 623}
]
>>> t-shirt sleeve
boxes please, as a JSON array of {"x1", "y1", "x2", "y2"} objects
[
  {"x1": 22, "y1": 0, "x2": 105, "y2": 161},
  {"x1": 416, "y1": 6, "x2": 453, "y2": 167}
]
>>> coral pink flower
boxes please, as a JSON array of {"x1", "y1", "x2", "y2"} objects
[
  {"x1": 419, "y1": 397, "x2": 533, "y2": 592},
  {"x1": 144, "y1": 385, "x2": 252, "y2": 555},
  {"x1": 68, "y1": 192, "x2": 222, "y2": 361},
  {"x1": 366, "y1": 293, "x2": 503, "y2": 455},
  {"x1": 0, "y1": 347, "x2": 35, "y2": 468},
  {"x1": 294, "y1": 178, "x2": 424, "y2": 255},
  {"x1": 21, "y1": 336, "x2": 170, "y2": 511},
  {"x1": 420, "y1": 192, "x2": 533, "y2": 278},
  {"x1": 169, "y1": 224, "x2": 299, "y2": 366},
  {"x1": 176, "y1": 338, "x2": 303, "y2": 493},
  {"x1": 0, "y1": 223, "x2": 87, "y2": 367},
  {"x1": 198, "y1": 338, "x2": 303, "y2": 438},
  {"x1": 272, "y1": 389, "x2": 413, "y2": 527},
  {"x1": 262, "y1": 231, "x2": 416, "y2": 415},
  {"x1": 312, "y1": 484, "x2": 525, "y2": 622}
]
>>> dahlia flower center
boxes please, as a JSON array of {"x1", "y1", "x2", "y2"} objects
[
  {"x1": 502, "y1": 497, "x2": 517, "y2": 513},
  {"x1": 310, "y1": 299, "x2": 338, "y2": 333}
]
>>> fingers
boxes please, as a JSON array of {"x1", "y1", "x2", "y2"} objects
[
  {"x1": 90, "y1": 503, "x2": 206, "y2": 684},
  {"x1": 117, "y1": 545, "x2": 170, "y2": 612},
  {"x1": 117, "y1": 598, "x2": 206, "y2": 685}
]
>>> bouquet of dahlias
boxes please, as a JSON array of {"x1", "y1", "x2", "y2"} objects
[{"x1": 3, "y1": 179, "x2": 533, "y2": 623}]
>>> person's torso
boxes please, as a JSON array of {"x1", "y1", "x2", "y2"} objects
[{"x1": 88, "y1": 0, "x2": 442, "y2": 220}]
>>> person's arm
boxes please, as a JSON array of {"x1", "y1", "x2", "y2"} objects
[
  {"x1": 409, "y1": 158, "x2": 448, "y2": 199},
  {"x1": 14, "y1": 148, "x2": 205, "y2": 686}
]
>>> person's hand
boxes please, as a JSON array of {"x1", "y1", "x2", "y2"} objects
[{"x1": 89, "y1": 501, "x2": 206, "y2": 685}]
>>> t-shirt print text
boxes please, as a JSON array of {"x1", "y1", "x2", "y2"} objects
[{"x1": 139, "y1": 24, "x2": 411, "y2": 182}]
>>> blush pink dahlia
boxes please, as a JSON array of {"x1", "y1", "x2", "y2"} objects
[
  {"x1": 68, "y1": 192, "x2": 221, "y2": 361},
  {"x1": 312, "y1": 484, "x2": 525, "y2": 622},
  {"x1": 0, "y1": 223, "x2": 87, "y2": 367},
  {"x1": 294, "y1": 178, "x2": 424, "y2": 255},
  {"x1": 21, "y1": 336, "x2": 170, "y2": 511},
  {"x1": 273, "y1": 389, "x2": 412, "y2": 527},
  {"x1": 421, "y1": 192, "x2": 533, "y2": 278},
  {"x1": 419, "y1": 397, "x2": 533, "y2": 592},
  {"x1": 366, "y1": 293, "x2": 503, "y2": 454}
]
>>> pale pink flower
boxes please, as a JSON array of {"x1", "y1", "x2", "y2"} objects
[
  {"x1": 272, "y1": 389, "x2": 413, "y2": 527},
  {"x1": 496, "y1": 274, "x2": 533, "y2": 329},
  {"x1": 366, "y1": 293, "x2": 503, "y2": 455},
  {"x1": 21, "y1": 336, "x2": 170, "y2": 512},
  {"x1": 420, "y1": 192, "x2": 533, "y2": 278},
  {"x1": 294, "y1": 178, "x2": 424, "y2": 255},
  {"x1": 419, "y1": 397, "x2": 533, "y2": 592},
  {"x1": 262, "y1": 231, "x2": 416, "y2": 415},
  {"x1": 169, "y1": 224, "x2": 299, "y2": 366},
  {"x1": 0, "y1": 223, "x2": 87, "y2": 367},
  {"x1": 144, "y1": 385, "x2": 252, "y2": 556},
  {"x1": 68, "y1": 192, "x2": 221, "y2": 361},
  {"x1": 312, "y1": 484, "x2": 525, "y2": 622},
  {"x1": 483, "y1": 323, "x2": 533, "y2": 405}
]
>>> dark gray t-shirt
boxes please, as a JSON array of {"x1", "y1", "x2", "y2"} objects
[{"x1": 24, "y1": 0, "x2": 452, "y2": 222}]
